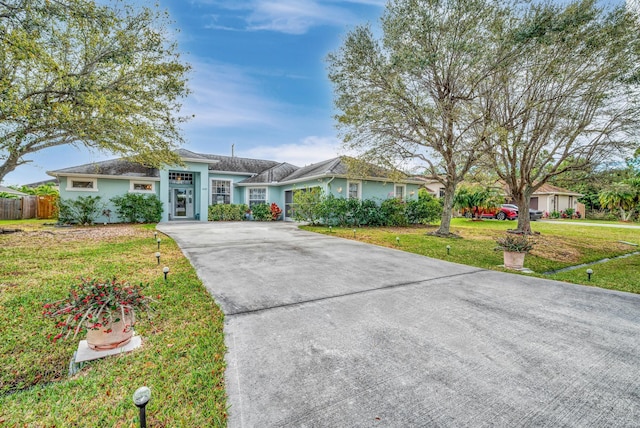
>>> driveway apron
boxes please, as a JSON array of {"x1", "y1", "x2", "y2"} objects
[{"x1": 157, "y1": 222, "x2": 640, "y2": 428}]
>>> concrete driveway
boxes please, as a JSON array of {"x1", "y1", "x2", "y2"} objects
[{"x1": 157, "y1": 222, "x2": 640, "y2": 427}]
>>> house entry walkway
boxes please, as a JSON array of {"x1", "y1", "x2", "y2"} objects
[{"x1": 157, "y1": 221, "x2": 640, "y2": 428}]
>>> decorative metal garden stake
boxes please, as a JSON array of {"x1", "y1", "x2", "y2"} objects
[
  {"x1": 156, "y1": 238, "x2": 161, "y2": 250},
  {"x1": 446, "y1": 245, "x2": 451, "y2": 255},
  {"x1": 163, "y1": 266, "x2": 170, "y2": 281},
  {"x1": 586, "y1": 268, "x2": 593, "y2": 281},
  {"x1": 133, "y1": 386, "x2": 151, "y2": 428},
  {"x1": 155, "y1": 252, "x2": 161, "y2": 265}
]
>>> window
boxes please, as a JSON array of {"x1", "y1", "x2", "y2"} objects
[
  {"x1": 169, "y1": 172, "x2": 193, "y2": 185},
  {"x1": 248, "y1": 188, "x2": 267, "y2": 207},
  {"x1": 348, "y1": 181, "x2": 361, "y2": 200},
  {"x1": 66, "y1": 178, "x2": 98, "y2": 192},
  {"x1": 439, "y1": 188, "x2": 446, "y2": 198},
  {"x1": 395, "y1": 184, "x2": 406, "y2": 200},
  {"x1": 212, "y1": 180, "x2": 231, "y2": 204},
  {"x1": 130, "y1": 181, "x2": 155, "y2": 193}
]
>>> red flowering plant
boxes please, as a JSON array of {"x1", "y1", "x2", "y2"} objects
[
  {"x1": 270, "y1": 203, "x2": 282, "y2": 221},
  {"x1": 43, "y1": 277, "x2": 153, "y2": 343}
]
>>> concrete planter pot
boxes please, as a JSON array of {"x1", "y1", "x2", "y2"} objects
[
  {"x1": 503, "y1": 251, "x2": 526, "y2": 270},
  {"x1": 86, "y1": 313, "x2": 135, "y2": 351}
]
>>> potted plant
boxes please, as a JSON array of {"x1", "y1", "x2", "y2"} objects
[
  {"x1": 43, "y1": 277, "x2": 153, "y2": 350},
  {"x1": 495, "y1": 234, "x2": 535, "y2": 270}
]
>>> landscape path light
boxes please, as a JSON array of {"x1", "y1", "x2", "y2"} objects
[
  {"x1": 446, "y1": 245, "x2": 451, "y2": 255},
  {"x1": 155, "y1": 252, "x2": 161, "y2": 265},
  {"x1": 156, "y1": 238, "x2": 161, "y2": 250},
  {"x1": 396, "y1": 236, "x2": 400, "y2": 245},
  {"x1": 586, "y1": 268, "x2": 593, "y2": 281},
  {"x1": 132, "y1": 386, "x2": 151, "y2": 428},
  {"x1": 353, "y1": 229, "x2": 356, "y2": 238},
  {"x1": 163, "y1": 266, "x2": 170, "y2": 281}
]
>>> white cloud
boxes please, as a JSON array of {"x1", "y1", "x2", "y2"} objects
[
  {"x1": 246, "y1": 0, "x2": 354, "y2": 34},
  {"x1": 240, "y1": 135, "x2": 344, "y2": 165},
  {"x1": 182, "y1": 59, "x2": 286, "y2": 129},
  {"x1": 198, "y1": 0, "x2": 379, "y2": 34}
]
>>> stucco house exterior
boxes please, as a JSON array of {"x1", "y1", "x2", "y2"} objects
[{"x1": 47, "y1": 149, "x2": 422, "y2": 223}]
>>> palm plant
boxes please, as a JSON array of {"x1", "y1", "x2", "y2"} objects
[
  {"x1": 454, "y1": 185, "x2": 502, "y2": 220},
  {"x1": 598, "y1": 182, "x2": 638, "y2": 221}
]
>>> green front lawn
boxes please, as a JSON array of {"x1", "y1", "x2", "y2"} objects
[
  {"x1": 0, "y1": 221, "x2": 227, "y2": 426},
  {"x1": 303, "y1": 218, "x2": 640, "y2": 294}
]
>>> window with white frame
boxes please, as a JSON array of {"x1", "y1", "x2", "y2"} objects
[
  {"x1": 395, "y1": 184, "x2": 406, "y2": 200},
  {"x1": 130, "y1": 181, "x2": 155, "y2": 193},
  {"x1": 348, "y1": 181, "x2": 361, "y2": 200},
  {"x1": 212, "y1": 180, "x2": 231, "y2": 204},
  {"x1": 66, "y1": 177, "x2": 98, "y2": 191},
  {"x1": 248, "y1": 188, "x2": 267, "y2": 207}
]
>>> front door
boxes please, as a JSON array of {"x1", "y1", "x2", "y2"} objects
[{"x1": 173, "y1": 188, "x2": 194, "y2": 219}]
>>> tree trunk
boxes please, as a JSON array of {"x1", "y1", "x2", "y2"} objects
[
  {"x1": 513, "y1": 192, "x2": 533, "y2": 234},
  {"x1": 436, "y1": 181, "x2": 457, "y2": 236}
]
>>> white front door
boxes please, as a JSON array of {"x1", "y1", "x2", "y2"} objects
[{"x1": 173, "y1": 189, "x2": 194, "y2": 218}]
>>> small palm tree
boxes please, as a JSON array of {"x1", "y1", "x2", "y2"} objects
[
  {"x1": 598, "y1": 183, "x2": 637, "y2": 221},
  {"x1": 454, "y1": 185, "x2": 502, "y2": 220}
]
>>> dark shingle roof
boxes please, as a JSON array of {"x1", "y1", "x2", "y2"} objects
[
  {"x1": 279, "y1": 157, "x2": 345, "y2": 181},
  {"x1": 48, "y1": 158, "x2": 159, "y2": 178},
  {"x1": 178, "y1": 149, "x2": 281, "y2": 174},
  {"x1": 240, "y1": 163, "x2": 299, "y2": 184}
]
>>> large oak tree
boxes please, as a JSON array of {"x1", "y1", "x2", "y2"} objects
[
  {"x1": 479, "y1": 0, "x2": 640, "y2": 234},
  {"x1": 0, "y1": 0, "x2": 190, "y2": 182},
  {"x1": 327, "y1": 0, "x2": 511, "y2": 236}
]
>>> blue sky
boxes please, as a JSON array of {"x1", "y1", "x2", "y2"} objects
[{"x1": 3, "y1": 0, "x2": 386, "y2": 185}]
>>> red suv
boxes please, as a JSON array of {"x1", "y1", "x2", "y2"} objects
[{"x1": 461, "y1": 204, "x2": 518, "y2": 220}]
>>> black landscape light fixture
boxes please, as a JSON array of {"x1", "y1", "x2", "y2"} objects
[
  {"x1": 155, "y1": 252, "x2": 161, "y2": 265},
  {"x1": 156, "y1": 238, "x2": 161, "y2": 250},
  {"x1": 446, "y1": 245, "x2": 451, "y2": 255},
  {"x1": 163, "y1": 266, "x2": 169, "y2": 281},
  {"x1": 154, "y1": 231, "x2": 157, "y2": 239},
  {"x1": 353, "y1": 229, "x2": 356, "y2": 238},
  {"x1": 396, "y1": 236, "x2": 400, "y2": 245},
  {"x1": 586, "y1": 268, "x2": 593, "y2": 281},
  {"x1": 133, "y1": 386, "x2": 151, "y2": 428}
]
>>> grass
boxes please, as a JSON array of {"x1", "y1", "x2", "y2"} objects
[
  {"x1": 303, "y1": 218, "x2": 640, "y2": 294},
  {"x1": 0, "y1": 220, "x2": 227, "y2": 426}
]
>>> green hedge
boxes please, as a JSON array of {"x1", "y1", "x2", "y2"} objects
[
  {"x1": 292, "y1": 188, "x2": 442, "y2": 227},
  {"x1": 208, "y1": 204, "x2": 248, "y2": 221}
]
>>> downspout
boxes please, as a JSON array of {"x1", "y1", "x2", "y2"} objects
[{"x1": 325, "y1": 176, "x2": 335, "y2": 194}]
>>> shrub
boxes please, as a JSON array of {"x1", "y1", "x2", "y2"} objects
[
  {"x1": 495, "y1": 234, "x2": 535, "y2": 253},
  {"x1": 550, "y1": 210, "x2": 561, "y2": 219},
  {"x1": 380, "y1": 198, "x2": 408, "y2": 226},
  {"x1": 58, "y1": 196, "x2": 105, "y2": 224},
  {"x1": 293, "y1": 187, "x2": 324, "y2": 224},
  {"x1": 270, "y1": 203, "x2": 282, "y2": 220},
  {"x1": 110, "y1": 193, "x2": 163, "y2": 223},
  {"x1": 352, "y1": 199, "x2": 385, "y2": 226},
  {"x1": 208, "y1": 204, "x2": 248, "y2": 221},
  {"x1": 407, "y1": 190, "x2": 442, "y2": 224},
  {"x1": 250, "y1": 203, "x2": 272, "y2": 221}
]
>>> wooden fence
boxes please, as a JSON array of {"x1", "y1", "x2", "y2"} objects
[{"x1": 0, "y1": 195, "x2": 57, "y2": 220}]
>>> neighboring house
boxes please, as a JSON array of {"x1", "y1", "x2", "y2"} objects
[
  {"x1": 413, "y1": 177, "x2": 583, "y2": 214},
  {"x1": 520, "y1": 183, "x2": 583, "y2": 214},
  {"x1": 0, "y1": 185, "x2": 28, "y2": 196},
  {"x1": 47, "y1": 149, "x2": 422, "y2": 223}
]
